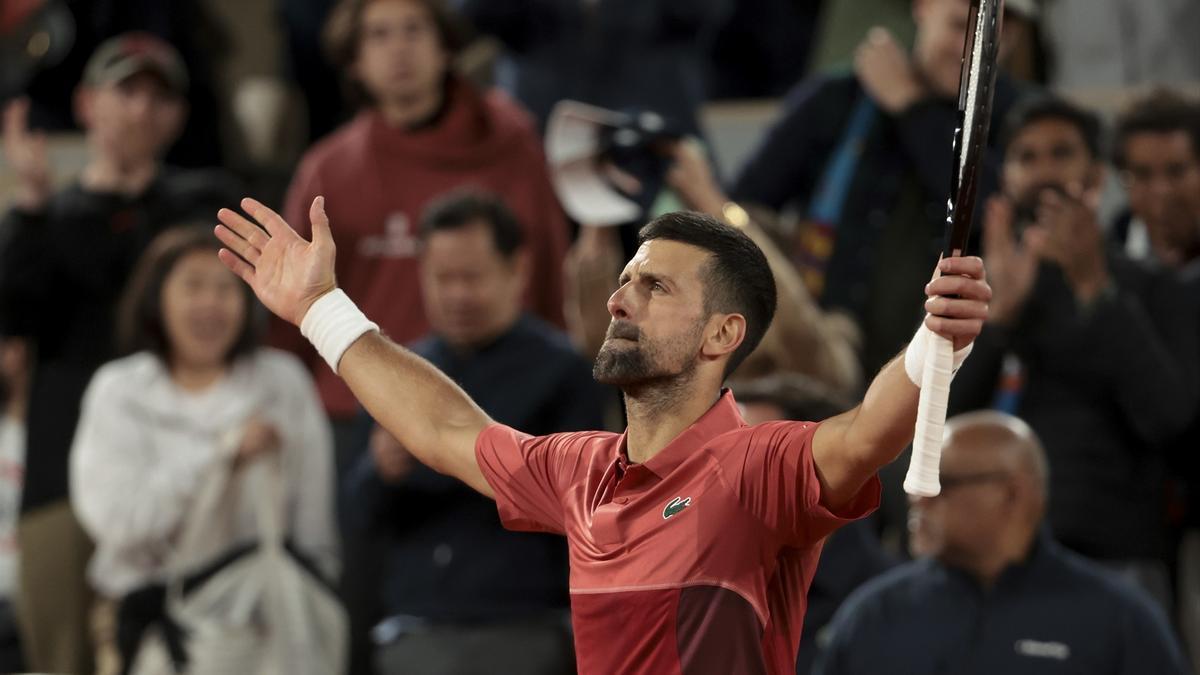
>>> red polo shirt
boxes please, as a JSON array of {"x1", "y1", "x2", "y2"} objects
[{"x1": 475, "y1": 390, "x2": 881, "y2": 674}]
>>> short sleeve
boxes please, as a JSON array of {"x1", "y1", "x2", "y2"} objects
[
  {"x1": 474, "y1": 424, "x2": 590, "y2": 535},
  {"x1": 733, "y1": 421, "x2": 880, "y2": 546}
]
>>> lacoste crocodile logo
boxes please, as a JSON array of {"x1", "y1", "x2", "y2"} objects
[{"x1": 662, "y1": 496, "x2": 692, "y2": 520}]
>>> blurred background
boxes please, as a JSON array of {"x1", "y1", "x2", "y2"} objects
[{"x1": 1, "y1": 0, "x2": 1199, "y2": 673}]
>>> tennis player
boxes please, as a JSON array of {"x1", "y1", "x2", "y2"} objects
[{"x1": 215, "y1": 198, "x2": 991, "y2": 674}]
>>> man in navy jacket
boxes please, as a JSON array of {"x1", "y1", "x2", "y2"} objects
[{"x1": 813, "y1": 412, "x2": 1189, "y2": 675}]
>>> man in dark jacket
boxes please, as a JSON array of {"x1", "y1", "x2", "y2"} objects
[
  {"x1": 0, "y1": 33, "x2": 236, "y2": 674},
  {"x1": 345, "y1": 192, "x2": 608, "y2": 675},
  {"x1": 950, "y1": 96, "x2": 1198, "y2": 606},
  {"x1": 731, "y1": 0, "x2": 1032, "y2": 377},
  {"x1": 813, "y1": 412, "x2": 1190, "y2": 675}
]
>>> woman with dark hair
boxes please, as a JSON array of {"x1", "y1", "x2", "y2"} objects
[{"x1": 68, "y1": 226, "x2": 338, "y2": 674}]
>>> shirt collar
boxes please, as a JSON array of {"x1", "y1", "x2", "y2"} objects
[{"x1": 618, "y1": 389, "x2": 746, "y2": 479}]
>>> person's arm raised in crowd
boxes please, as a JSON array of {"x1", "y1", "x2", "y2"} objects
[
  {"x1": 856, "y1": 27, "x2": 1004, "y2": 206},
  {"x1": 0, "y1": 100, "x2": 57, "y2": 338},
  {"x1": 2, "y1": 99, "x2": 52, "y2": 212},
  {"x1": 215, "y1": 197, "x2": 496, "y2": 498},
  {"x1": 666, "y1": 140, "x2": 862, "y2": 395},
  {"x1": 1032, "y1": 188, "x2": 1198, "y2": 444},
  {"x1": 729, "y1": 78, "x2": 834, "y2": 210},
  {"x1": 812, "y1": 256, "x2": 991, "y2": 510}
]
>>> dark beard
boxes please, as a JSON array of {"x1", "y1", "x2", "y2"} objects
[
  {"x1": 593, "y1": 342, "x2": 657, "y2": 386},
  {"x1": 592, "y1": 318, "x2": 699, "y2": 388}
]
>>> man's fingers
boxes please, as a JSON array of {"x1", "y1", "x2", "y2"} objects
[
  {"x1": 936, "y1": 255, "x2": 985, "y2": 280},
  {"x1": 217, "y1": 247, "x2": 256, "y2": 284},
  {"x1": 925, "y1": 296, "x2": 989, "y2": 321},
  {"x1": 927, "y1": 274, "x2": 992, "y2": 301},
  {"x1": 241, "y1": 197, "x2": 293, "y2": 239},
  {"x1": 309, "y1": 196, "x2": 333, "y2": 246},
  {"x1": 924, "y1": 315, "x2": 984, "y2": 338},
  {"x1": 217, "y1": 207, "x2": 271, "y2": 250},
  {"x1": 215, "y1": 223, "x2": 261, "y2": 265}
]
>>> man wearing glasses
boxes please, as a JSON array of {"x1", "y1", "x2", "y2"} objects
[
  {"x1": 948, "y1": 96, "x2": 1197, "y2": 609},
  {"x1": 813, "y1": 412, "x2": 1189, "y2": 675}
]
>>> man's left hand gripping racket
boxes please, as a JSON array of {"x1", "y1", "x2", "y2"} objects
[{"x1": 904, "y1": 0, "x2": 1004, "y2": 497}]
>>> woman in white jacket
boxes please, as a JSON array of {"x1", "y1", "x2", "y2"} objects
[{"x1": 70, "y1": 226, "x2": 338, "y2": 674}]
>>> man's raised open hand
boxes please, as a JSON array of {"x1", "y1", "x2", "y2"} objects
[{"x1": 215, "y1": 196, "x2": 337, "y2": 326}]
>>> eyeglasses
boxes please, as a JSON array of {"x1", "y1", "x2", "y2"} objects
[{"x1": 936, "y1": 470, "x2": 1011, "y2": 493}]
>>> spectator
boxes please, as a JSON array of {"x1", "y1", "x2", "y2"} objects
[
  {"x1": 277, "y1": 0, "x2": 570, "y2": 446},
  {"x1": 951, "y1": 96, "x2": 1198, "y2": 606},
  {"x1": 346, "y1": 192, "x2": 605, "y2": 674},
  {"x1": 456, "y1": 0, "x2": 733, "y2": 136},
  {"x1": 70, "y1": 226, "x2": 338, "y2": 674},
  {"x1": 675, "y1": 141, "x2": 864, "y2": 394},
  {"x1": 729, "y1": 374, "x2": 895, "y2": 675},
  {"x1": 1111, "y1": 89, "x2": 1200, "y2": 266},
  {"x1": 731, "y1": 0, "x2": 1031, "y2": 378},
  {"x1": 0, "y1": 33, "x2": 237, "y2": 675},
  {"x1": 1111, "y1": 88, "x2": 1200, "y2": 669},
  {"x1": 0, "y1": 335, "x2": 28, "y2": 673},
  {"x1": 813, "y1": 411, "x2": 1191, "y2": 675},
  {"x1": 18, "y1": 0, "x2": 229, "y2": 168}
]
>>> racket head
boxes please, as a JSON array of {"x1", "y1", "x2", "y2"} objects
[{"x1": 944, "y1": 0, "x2": 1004, "y2": 258}]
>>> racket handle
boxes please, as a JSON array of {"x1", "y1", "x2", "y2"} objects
[{"x1": 905, "y1": 332, "x2": 955, "y2": 497}]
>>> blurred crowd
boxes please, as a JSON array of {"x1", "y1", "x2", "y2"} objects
[{"x1": 1, "y1": 0, "x2": 1199, "y2": 673}]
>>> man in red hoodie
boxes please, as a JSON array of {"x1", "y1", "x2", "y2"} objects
[{"x1": 276, "y1": 0, "x2": 569, "y2": 433}]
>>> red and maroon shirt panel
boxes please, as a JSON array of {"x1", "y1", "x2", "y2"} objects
[{"x1": 475, "y1": 390, "x2": 880, "y2": 674}]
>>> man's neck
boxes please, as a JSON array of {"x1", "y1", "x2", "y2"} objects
[
  {"x1": 443, "y1": 314, "x2": 520, "y2": 355},
  {"x1": 623, "y1": 376, "x2": 719, "y2": 465},
  {"x1": 952, "y1": 527, "x2": 1039, "y2": 589},
  {"x1": 378, "y1": 85, "x2": 446, "y2": 130},
  {"x1": 81, "y1": 156, "x2": 159, "y2": 196}
]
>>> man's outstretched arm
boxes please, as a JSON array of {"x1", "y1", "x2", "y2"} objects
[
  {"x1": 215, "y1": 196, "x2": 495, "y2": 497},
  {"x1": 812, "y1": 256, "x2": 991, "y2": 509}
]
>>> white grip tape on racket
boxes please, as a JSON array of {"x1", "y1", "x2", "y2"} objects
[{"x1": 905, "y1": 333, "x2": 954, "y2": 496}]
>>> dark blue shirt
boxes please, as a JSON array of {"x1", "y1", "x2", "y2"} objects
[
  {"x1": 345, "y1": 314, "x2": 609, "y2": 622},
  {"x1": 814, "y1": 533, "x2": 1189, "y2": 675}
]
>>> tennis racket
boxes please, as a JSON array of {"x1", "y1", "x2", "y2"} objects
[{"x1": 904, "y1": 0, "x2": 1004, "y2": 497}]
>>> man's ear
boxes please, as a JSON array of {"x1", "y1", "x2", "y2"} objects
[{"x1": 701, "y1": 313, "x2": 746, "y2": 362}]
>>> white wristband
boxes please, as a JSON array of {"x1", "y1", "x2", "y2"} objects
[
  {"x1": 904, "y1": 321, "x2": 973, "y2": 387},
  {"x1": 299, "y1": 289, "x2": 379, "y2": 374}
]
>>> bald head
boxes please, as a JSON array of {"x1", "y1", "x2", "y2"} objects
[
  {"x1": 944, "y1": 410, "x2": 1048, "y2": 502},
  {"x1": 908, "y1": 412, "x2": 1049, "y2": 577}
]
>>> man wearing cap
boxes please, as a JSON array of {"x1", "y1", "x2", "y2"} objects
[{"x1": 0, "y1": 32, "x2": 237, "y2": 674}]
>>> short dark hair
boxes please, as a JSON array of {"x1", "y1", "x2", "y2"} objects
[
  {"x1": 638, "y1": 212, "x2": 777, "y2": 377},
  {"x1": 730, "y1": 373, "x2": 853, "y2": 422},
  {"x1": 419, "y1": 189, "x2": 525, "y2": 258},
  {"x1": 117, "y1": 225, "x2": 261, "y2": 363},
  {"x1": 1113, "y1": 88, "x2": 1200, "y2": 169},
  {"x1": 1001, "y1": 96, "x2": 1104, "y2": 160},
  {"x1": 324, "y1": 0, "x2": 467, "y2": 106}
]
